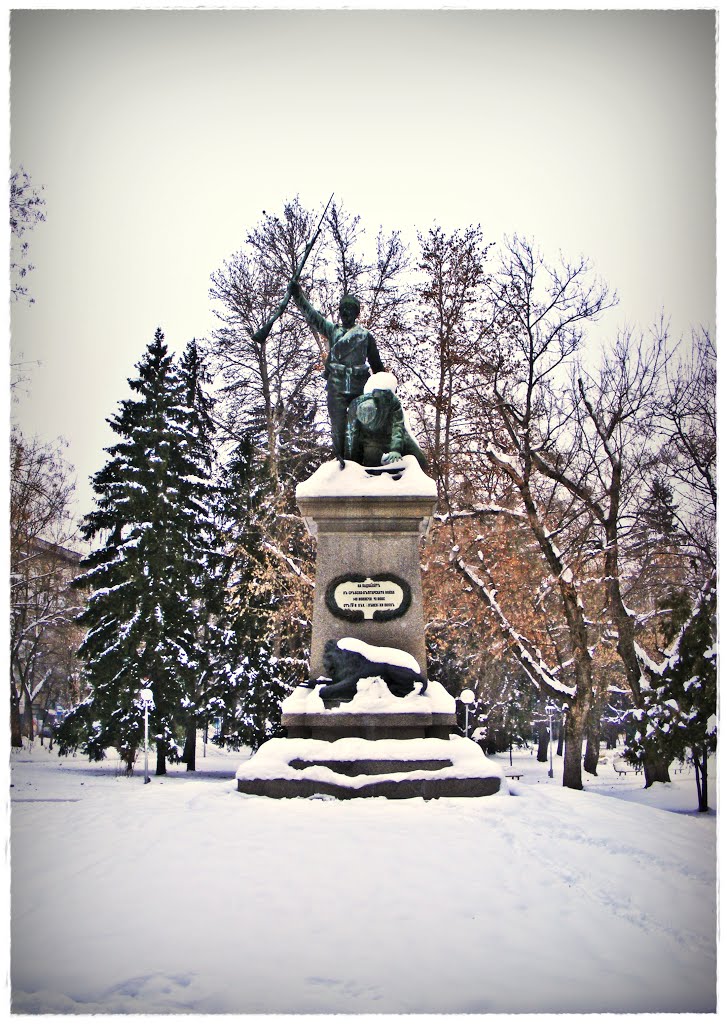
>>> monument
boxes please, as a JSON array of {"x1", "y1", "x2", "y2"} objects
[{"x1": 236, "y1": 270, "x2": 503, "y2": 799}]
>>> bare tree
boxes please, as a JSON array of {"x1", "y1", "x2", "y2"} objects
[
  {"x1": 451, "y1": 236, "x2": 617, "y2": 790},
  {"x1": 207, "y1": 198, "x2": 326, "y2": 491},
  {"x1": 10, "y1": 167, "x2": 46, "y2": 304},
  {"x1": 365, "y1": 227, "x2": 411, "y2": 340},
  {"x1": 658, "y1": 328, "x2": 716, "y2": 574},
  {"x1": 10, "y1": 430, "x2": 80, "y2": 746},
  {"x1": 522, "y1": 325, "x2": 678, "y2": 783},
  {"x1": 390, "y1": 224, "x2": 494, "y2": 504},
  {"x1": 480, "y1": 309, "x2": 710, "y2": 787},
  {"x1": 325, "y1": 203, "x2": 366, "y2": 300}
]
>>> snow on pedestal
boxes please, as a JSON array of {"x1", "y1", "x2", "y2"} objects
[
  {"x1": 296, "y1": 455, "x2": 437, "y2": 501},
  {"x1": 281, "y1": 676, "x2": 455, "y2": 716},
  {"x1": 280, "y1": 634, "x2": 456, "y2": 744}
]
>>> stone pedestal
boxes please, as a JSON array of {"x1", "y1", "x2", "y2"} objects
[
  {"x1": 296, "y1": 458, "x2": 437, "y2": 682},
  {"x1": 235, "y1": 458, "x2": 504, "y2": 800}
]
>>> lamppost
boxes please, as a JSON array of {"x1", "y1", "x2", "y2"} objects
[
  {"x1": 545, "y1": 701, "x2": 559, "y2": 779},
  {"x1": 138, "y1": 687, "x2": 154, "y2": 784},
  {"x1": 459, "y1": 688, "x2": 475, "y2": 738}
]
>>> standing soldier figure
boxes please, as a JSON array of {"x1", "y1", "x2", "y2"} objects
[{"x1": 288, "y1": 280, "x2": 384, "y2": 466}]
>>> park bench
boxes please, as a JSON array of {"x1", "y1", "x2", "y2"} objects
[
  {"x1": 613, "y1": 762, "x2": 642, "y2": 777},
  {"x1": 505, "y1": 773, "x2": 523, "y2": 780}
]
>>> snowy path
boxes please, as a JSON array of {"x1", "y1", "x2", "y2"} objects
[{"x1": 10, "y1": 744, "x2": 716, "y2": 1013}]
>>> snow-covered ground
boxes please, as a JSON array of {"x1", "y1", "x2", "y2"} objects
[{"x1": 9, "y1": 737, "x2": 717, "y2": 1014}]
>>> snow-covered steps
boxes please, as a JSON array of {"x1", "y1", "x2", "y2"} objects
[
  {"x1": 288, "y1": 757, "x2": 453, "y2": 775},
  {"x1": 236, "y1": 736, "x2": 504, "y2": 800}
]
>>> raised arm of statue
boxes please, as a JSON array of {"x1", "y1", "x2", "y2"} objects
[{"x1": 288, "y1": 281, "x2": 336, "y2": 345}]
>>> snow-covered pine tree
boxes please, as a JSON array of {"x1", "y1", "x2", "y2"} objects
[
  {"x1": 203, "y1": 434, "x2": 287, "y2": 751},
  {"x1": 58, "y1": 329, "x2": 213, "y2": 773},
  {"x1": 171, "y1": 339, "x2": 221, "y2": 771},
  {"x1": 625, "y1": 575, "x2": 716, "y2": 811}
]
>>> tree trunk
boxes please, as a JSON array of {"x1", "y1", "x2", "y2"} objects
[
  {"x1": 38, "y1": 687, "x2": 55, "y2": 748},
  {"x1": 562, "y1": 704, "x2": 587, "y2": 790},
  {"x1": 643, "y1": 758, "x2": 671, "y2": 786},
  {"x1": 694, "y1": 755, "x2": 702, "y2": 807},
  {"x1": 583, "y1": 706, "x2": 600, "y2": 776},
  {"x1": 643, "y1": 740, "x2": 671, "y2": 787},
  {"x1": 519, "y1": 484, "x2": 594, "y2": 791},
  {"x1": 23, "y1": 695, "x2": 34, "y2": 742},
  {"x1": 556, "y1": 716, "x2": 564, "y2": 756},
  {"x1": 11, "y1": 686, "x2": 23, "y2": 748},
  {"x1": 259, "y1": 354, "x2": 280, "y2": 492},
  {"x1": 604, "y1": 723, "x2": 618, "y2": 750},
  {"x1": 155, "y1": 739, "x2": 167, "y2": 776},
  {"x1": 536, "y1": 721, "x2": 549, "y2": 762},
  {"x1": 183, "y1": 722, "x2": 196, "y2": 772},
  {"x1": 694, "y1": 747, "x2": 709, "y2": 812}
]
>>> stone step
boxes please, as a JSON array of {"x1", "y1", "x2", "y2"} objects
[
  {"x1": 282, "y1": 710, "x2": 455, "y2": 741},
  {"x1": 236, "y1": 736, "x2": 504, "y2": 800},
  {"x1": 237, "y1": 774, "x2": 501, "y2": 800},
  {"x1": 288, "y1": 757, "x2": 453, "y2": 777}
]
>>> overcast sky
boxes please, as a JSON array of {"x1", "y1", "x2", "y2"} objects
[{"x1": 9, "y1": 8, "x2": 716, "y2": 524}]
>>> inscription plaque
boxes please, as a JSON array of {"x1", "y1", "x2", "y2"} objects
[{"x1": 325, "y1": 573, "x2": 412, "y2": 622}]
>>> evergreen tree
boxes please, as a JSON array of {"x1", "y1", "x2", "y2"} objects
[
  {"x1": 172, "y1": 339, "x2": 221, "y2": 770},
  {"x1": 58, "y1": 330, "x2": 214, "y2": 773},
  {"x1": 625, "y1": 576, "x2": 717, "y2": 810},
  {"x1": 204, "y1": 435, "x2": 287, "y2": 751}
]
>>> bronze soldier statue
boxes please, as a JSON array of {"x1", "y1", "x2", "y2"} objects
[{"x1": 289, "y1": 281, "x2": 384, "y2": 466}]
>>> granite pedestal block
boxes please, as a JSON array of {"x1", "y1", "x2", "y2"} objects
[{"x1": 296, "y1": 458, "x2": 437, "y2": 682}]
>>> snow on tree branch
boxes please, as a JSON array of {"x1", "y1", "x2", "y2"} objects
[
  {"x1": 451, "y1": 551, "x2": 575, "y2": 699},
  {"x1": 261, "y1": 540, "x2": 314, "y2": 588}
]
